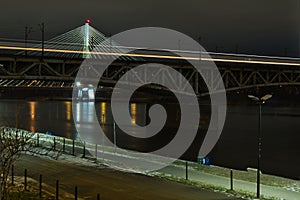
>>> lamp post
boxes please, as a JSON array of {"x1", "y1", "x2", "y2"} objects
[
  {"x1": 248, "y1": 94, "x2": 272, "y2": 199},
  {"x1": 24, "y1": 26, "x2": 32, "y2": 56},
  {"x1": 113, "y1": 121, "x2": 116, "y2": 147},
  {"x1": 38, "y1": 23, "x2": 45, "y2": 58}
]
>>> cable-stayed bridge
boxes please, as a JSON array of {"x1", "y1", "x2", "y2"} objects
[{"x1": 0, "y1": 20, "x2": 299, "y2": 96}]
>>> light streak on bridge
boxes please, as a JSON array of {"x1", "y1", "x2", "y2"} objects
[{"x1": 0, "y1": 44, "x2": 299, "y2": 67}]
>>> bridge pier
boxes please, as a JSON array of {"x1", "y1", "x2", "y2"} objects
[{"x1": 76, "y1": 85, "x2": 95, "y2": 101}]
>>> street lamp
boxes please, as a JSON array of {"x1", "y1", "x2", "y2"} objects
[
  {"x1": 248, "y1": 94, "x2": 272, "y2": 198},
  {"x1": 38, "y1": 22, "x2": 45, "y2": 57},
  {"x1": 24, "y1": 26, "x2": 32, "y2": 56}
]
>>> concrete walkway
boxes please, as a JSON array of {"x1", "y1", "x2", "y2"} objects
[
  {"x1": 14, "y1": 154, "x2": 242, "y2": 200},
  {"x1": 159, "y1": 164, "x2": 300, "y2": 200},
  {"x1": 13, "y1": 132, "x2": 300, "y2": 199},
  {"x1": 81, "y1": 140, "x2": 300, "y2": 200}
]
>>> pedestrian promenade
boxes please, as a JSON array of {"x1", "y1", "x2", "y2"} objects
[
  {"x1": 9, "y1": 130, "x2": 300, "y2": 199},
  {"x1": 158, "y1": 163, "x2": 300, "y2": 200}
]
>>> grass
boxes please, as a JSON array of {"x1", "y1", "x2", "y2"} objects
[
  {"x1": 6, "y1": 184, "x2": 55, "y2": 200},
  {"x1": 151, "y1": 171, "x2": 282, "y2": 200},
  {"x1": 172, "y1": 160, "x2": 299, "y2": 189}
]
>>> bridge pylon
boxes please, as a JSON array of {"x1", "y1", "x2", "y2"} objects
[{"x1": 83, "y1": 19, "x2": 91, "y2": 58}]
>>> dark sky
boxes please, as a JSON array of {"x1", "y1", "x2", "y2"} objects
[{"x1": 0, "y1": 0, "x2": 299, "y2": 56}]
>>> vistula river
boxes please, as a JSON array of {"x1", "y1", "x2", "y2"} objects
[{"x1": 0, "y1": 98, "x2": 299, "y2": 179}]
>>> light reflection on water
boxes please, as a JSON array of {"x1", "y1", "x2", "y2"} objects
[
  {"x1": 29, "y1": 101, "x2": 36, "y2": 132},
  {"x1": 65, "y1": 101, "x2": 71, "y2": 121},
  {"x1": 101, "y1": 102, "x2": 106, "y2": 123}
]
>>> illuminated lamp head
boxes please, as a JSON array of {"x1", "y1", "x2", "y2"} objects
[{"x1": 85, "y1": 19, "x2": 91, "y2": 24}]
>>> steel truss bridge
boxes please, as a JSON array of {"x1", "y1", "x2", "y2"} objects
[
  {"x1": 0, "y1": 20, "x2": 299, "y2": 96},
  {"x1": 0, "y1": 52, "x2": 299, "y2": 96}
]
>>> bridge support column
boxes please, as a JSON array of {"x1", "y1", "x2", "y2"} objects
[
  {"x1": 83, "y1": 19, "x2": 90, "y2": 58},
  {"x1": 77, "y1": 87, "x2": 95, "y2": 101}
]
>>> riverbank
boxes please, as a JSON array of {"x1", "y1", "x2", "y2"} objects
[
  {"x1": 16, "y1": 147, "x2": 300, "y2": 200},
  {"x1": 7, "y1": 130, "x2": 300, "y2": 199},
  {"x1": 14, "y1": 154, "x2": 241, "y2": 200}
]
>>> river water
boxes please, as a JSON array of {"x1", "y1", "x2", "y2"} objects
[{"x1": 0, "y1": 99, "x2": 299, "y2": 179}]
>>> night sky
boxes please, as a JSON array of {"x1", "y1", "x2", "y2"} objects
[{"x1": 0, "y1": 0, "x2": 299, "y2": 56}]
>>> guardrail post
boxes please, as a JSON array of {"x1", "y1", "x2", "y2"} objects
[
  {"x1": 95, "y1": 144, "x2": 97, "y2": 159},
  {"x1": 56, "y1": 180, "x2": 59, "y2": 200},
  {"x1": 21, "y1": 131, "x2": 24, "y2": 150},
  {"x1": 230, "y1": 169, "x2": 233, "y2": 190},
  {"x1": 82, "y1": 142, "x2": 85, "y2": 158},
  {"x1": 63, "y1": 138, "x2": 65, "y2": 152},
  {"x1": 72, "y1": 140, "x2": 75, "y2": 156},
  {"x1": 185, "y1": 161, "x2": 188, "y2": 180},
  {"x1": 39, "y1": 174, "x2": 42, "y2": 198},
  {"x1": 37, "y1": 133, "x2": 39, "y2": 147},
  {"x1": 53, "y1": 137, "x2": 56, "y2": 151},
  {"x1": 11, "y1": 165, "x2": 14, "y2": 185},
  {"x1": 24, "y1": 168, "x2": 27, "y2": 191},
  {"x1": 74, "y1": 186, "x2": 78, "y2": 200}
]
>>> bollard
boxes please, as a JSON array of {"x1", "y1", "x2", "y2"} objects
[
  {"x1": 39, "y1": 174, "x2": 42, "y2": 198},
  {"x1": 11, "y1": 165, "x2": 14, "y2": 185},
  {"x1": 54, "y1": 137, "x2": 56, "y2": 151},
  {"x1": 37, "y1": 133, "x2": 39, "y2": 147},
  {"x1": 24, "y1": 169, "x2": 27, "y2": 191},
  {"x1": 72, "y1": 140, "x2": 75, "y2": 156},
  {"x1": 74, "y1": 186, "x2": 78, "y2": 200},
  {"x1": 56, "y1": 180, "x2": 59, "y2": 200},
  {"x1": 83, "y1": 142, "x2": 86, "y2": 158},
  {"x1": 97, "y1": 193, "x2": 100, "y2": 200},
  {"x1": 21, "y1": 132, "x2": 24, "y2": 151},
  {"x1": 95, "y1": 144, "x2": 97, "y2": 159},
  {"x1": 185, "y1": 161, "x2": 188, "y2": 180},
  {"x1": 230, "y1": 170, "x2": 233, "y2": 190},
  {"x1": 63, "y1": 138, "x2": 65, "y2": 152}
]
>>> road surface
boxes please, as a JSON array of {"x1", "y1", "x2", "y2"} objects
[{"x1": 14, "y1": 154, "x2": 241, "y2": 200}]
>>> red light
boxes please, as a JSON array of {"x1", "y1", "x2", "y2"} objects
[{"x1": 86, "y1": 19, "x2": 91, "y2": 23}]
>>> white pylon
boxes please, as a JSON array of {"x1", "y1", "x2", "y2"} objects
[{"x1": 83, "y1": 19, "x2": 91, "y2": 58}]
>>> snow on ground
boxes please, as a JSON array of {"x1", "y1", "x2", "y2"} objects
[{"x1": 6, "y1": 128, "x2": 300, "y2": 200}]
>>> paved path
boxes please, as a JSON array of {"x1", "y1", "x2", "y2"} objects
[
  {"x1": 11, "y1": 133, "x2": 299, "y2": 200},
  {"x1": 159, "y1": 165, "x2": 300, "y2": 200},
  {"x1": 14, "y1": 154, "x2": 241, "y2": 200}
]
